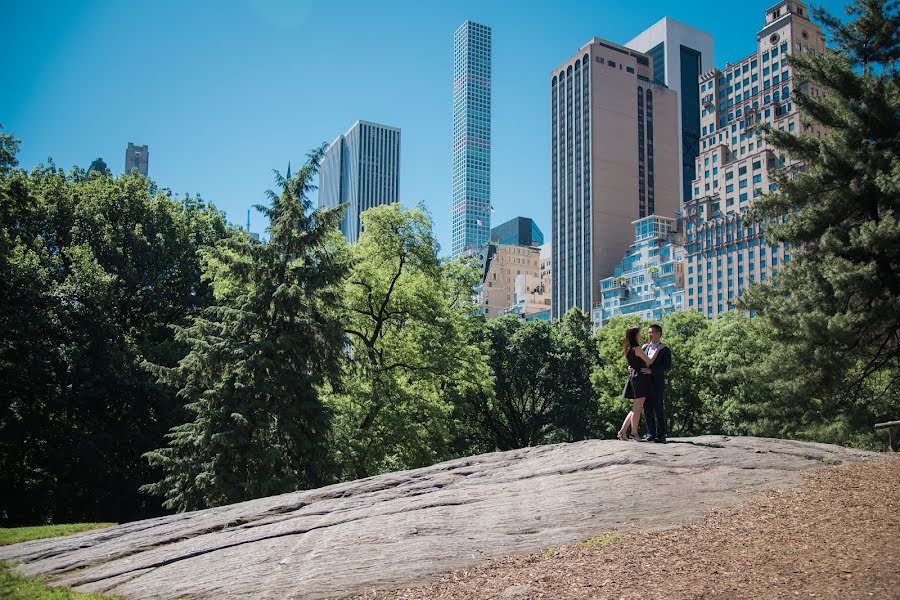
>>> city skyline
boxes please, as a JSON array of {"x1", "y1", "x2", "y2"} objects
[{"x1": 2, "y1": 0, "x2": 850, "y2": 254}]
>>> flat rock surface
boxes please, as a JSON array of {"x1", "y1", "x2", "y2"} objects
[{"x1": 0, "y1": 436, "x2": 882, "y2": 599}]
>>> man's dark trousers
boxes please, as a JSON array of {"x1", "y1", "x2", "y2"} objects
[{"x1": 644, "y1": 344, "x2": 671, "y2": 439}]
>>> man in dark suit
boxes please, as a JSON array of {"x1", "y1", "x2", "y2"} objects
[{"x1": 641, "y1": 323, "x2": 671, "y2": 443}]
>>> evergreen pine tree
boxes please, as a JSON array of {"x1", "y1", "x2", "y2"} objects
[
  {"x1": 142, "y1": 146, "x2": 348, "y2": 511},
  {"x1": 740, "y1": 0, "x2": 900, "y2": 433}
]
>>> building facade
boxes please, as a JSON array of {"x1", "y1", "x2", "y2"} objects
[
  {"x1": 318, "y1": 120, "x2": 401, "y2": 243},
  {"x1": 627, "y1": 18, "x2": 714, "y2": 205},
  {"x1": 125, "y1": 143, "x2": 148, "y2": 176},
  {"x1": 592, "y1": 215, "x2": 685, "y2": 330},
  {"x1": 683, "y1": 0, "x2": 826, "y2": 318},
  {"x1": 452, "y1": 20, "x2": 492, "y2": 258},
  {"x1": 477, "y1": 242, "x2": 541, "y2": 319},
  {"x1": 550, "y1": 37, "x2": 681, "y2": 321}
]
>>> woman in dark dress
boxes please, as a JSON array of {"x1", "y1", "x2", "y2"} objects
[{"x1": 617, "y1": 326, "x2": 663, "y2": 441}]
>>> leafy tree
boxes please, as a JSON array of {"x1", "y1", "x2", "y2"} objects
[
  {"x1": 0, "y1": 149, "x2": 231, "y2": 525},
  {"x1": 459, "y1": 312, "x2": 598, "y2": 451},
  {"x1": 0, "y1": 125, "x2": 19, "y2": 176},
  {"x1": 142, "y1": 146, "x2": 347, "y2": 511},
  {"x1": 689, "y1": 312, "x2": 775, "y2": 436},
  {"x1": 740, "y1": 0, "x2": 900, "y2": 436},
  {"x1": 325, "y1": 203, "x2": 489, "y2": 479}
]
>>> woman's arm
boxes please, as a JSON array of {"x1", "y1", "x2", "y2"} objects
[{"x1": 635, "y1": 345, "x2": 660, "y2": 366}]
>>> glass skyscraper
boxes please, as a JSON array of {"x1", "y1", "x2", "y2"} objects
[
  {"x1": 318, "y1": 120, "x2": 400, "y2": 243},
  {"x1": 451, "y1": 20, "x2": 491, "y2": 258},
  {"x1": 627, "y1": 18, "x2": 714, "y2": 206}
]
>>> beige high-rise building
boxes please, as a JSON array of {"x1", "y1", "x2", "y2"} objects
[
  {"x1": 683, "y1": 0, "x2": 826, "y2": 318},
  {"x1": 550, "y1": 38, "x2": 680, "y2": 320},
  {"x1": 478, "y1": 243, "x2": 541, "y2": 319}
]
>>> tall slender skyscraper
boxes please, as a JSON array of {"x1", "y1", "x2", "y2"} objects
[
  {"x1": 125, "y1": 142, "x2": 149, "y2": 176},
  {"x1": 451, "y1": 20, "x2": 491, "y2": 258},
  {"x1": 627, "y1": 19, "x2": 714, "y2": 206},
  {"x1": 550, "y1": 38, "x2": 681, "y2": 320},
  {"x1": 318, "y1": 120, "x2": 401, "y2": 243}
]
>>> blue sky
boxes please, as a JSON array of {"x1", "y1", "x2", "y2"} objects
[{"x1": 2, "y1": 0, "x2": 848, "y2": 253}]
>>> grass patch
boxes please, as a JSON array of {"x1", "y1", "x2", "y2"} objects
[
  {"x1": 0, "y1": 524, "x2": 116, "y2": 547},
  {"x1": 0, "y1": 562, "x2": 126, "y2": 599},
  {"x1": 576, "y1": 533, "x2": 625, "y2": 549}
]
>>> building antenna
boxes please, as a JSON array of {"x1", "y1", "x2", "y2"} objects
[{"x1": 246, "y1": 209, "x2": 251, "y2": 232}]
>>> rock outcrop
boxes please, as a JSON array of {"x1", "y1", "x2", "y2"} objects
[{"x1": 0, "y1": 436, "x2": 881, "y2": 599}]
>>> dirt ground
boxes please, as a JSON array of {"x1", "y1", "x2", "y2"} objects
[{"x1": 354, "y1": 458, "x2": 900, "y2": 600}]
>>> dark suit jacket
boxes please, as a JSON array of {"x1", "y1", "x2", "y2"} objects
[{"x1": 643, "y1": 344, "x2": 672, "y2": 402}]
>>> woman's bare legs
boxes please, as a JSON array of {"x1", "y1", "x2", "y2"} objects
[
  {"x1": 630, "y1": 398, "x2": 645, "y2": 440},
  {"x1": 619, "y1": 411, "x2": 634, "y2": 440}
]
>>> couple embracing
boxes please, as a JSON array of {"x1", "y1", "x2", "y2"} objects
[{"x1": 618, "y1": 324, "x2": 670, "y2": 443}]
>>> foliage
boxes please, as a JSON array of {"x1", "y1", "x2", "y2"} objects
[
  {"x1": 141, "y1": 146, "x2": 348, "y2": 511},
  {"x1": 0, "y1": 524, "x2": 115, "y2": 547},
  {"x1": 740, "y1": 0, "x2": 900, "y2": 437},
  {"x1": 325, "y1": 203, "x2": 489, "y2": 478},
  {"x1": 0, "y1": 138, "x2": 233, "y2": 526},
  {"x1": 456, "y1": 309, "x2": 598, "y2": 451}
]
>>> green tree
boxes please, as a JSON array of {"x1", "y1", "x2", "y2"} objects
[
  {"x1": 740, "y1": 0, "x2": 900, "y2": 439},
  {"x1": 325, "y1": 203, "x2": 488, "y2": 479},
  {"x1": 688, "y1": 312, "x2": 775, "y2": 436},
  {"x1": 0, "y1": 147, "x2": 232, "y2": 525},
  {"x1": 142, "y1": 146, "x2": 347, "y2": 511},
  {"x1": 459, "y1": 312, "x2": 598, "y2": 451}
]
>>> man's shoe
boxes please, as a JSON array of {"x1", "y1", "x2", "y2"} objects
[
  {"x1": 642, "y1": 436, "x2": 655, "y2": 442},
  {"x1": 652, "y1": 437, "x2": 667, "y2": 443}
]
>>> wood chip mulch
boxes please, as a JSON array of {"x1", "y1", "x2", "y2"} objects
[{"x1": 354, "y1": 458, "x2": 900, "y2": 600}]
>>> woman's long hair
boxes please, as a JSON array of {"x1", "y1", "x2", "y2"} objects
[{"x1": 624, "y1": 326, "x2": 640, "y2": 358}]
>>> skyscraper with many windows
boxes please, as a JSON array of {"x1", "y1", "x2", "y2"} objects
[
  {"x1": 682, "y1": 0, "x2": 825, "y2": 318},
  {"x1": 550, "y1": 38, "x2": 680, "y2": 320},
  {"x1": 318, "y1": 120, "x2": 401, "y2": 243},
  {"x1": 627, "y1": 19, "x2": 714, "y2": 205},
  {"x1": 451, "y1": 20, "x2": 491, "y2": 258}
]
